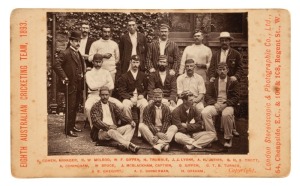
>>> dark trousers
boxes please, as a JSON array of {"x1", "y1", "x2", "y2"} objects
[{"x1": 66, "y1": 87, "x2": 82, "y2": 133}]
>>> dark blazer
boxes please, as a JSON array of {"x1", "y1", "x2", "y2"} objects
[
  {"x1": 147, "y1": 70, "x2": 177, "y2": 102},
  {"x1": 146, "y1": 39, "x2": 180, "y2": 74},
  {"x1": 53, "y1": 47, "x2": 85, "y2": 93},
  {"x1": 143, "y1": 103, "x2": 172, "y2": 134},
  {"x1": 119, "y1": 32, "x2": 147, "y2": 73},
  {"x1": 90, "y1": 100, "x2": 132, "y2": 142},
  {"x1": 117, "y1": 70, "x2": 148, "y2": 101},
  {"x1": 204, "y1": 77, "x2": 240, "y2": 107},
  {"x1": 172, "y1": 104, "x2": 204, "y2": 134},
  {"x1": 208, "y1": 48, "x2": 243, "y2": 81}
]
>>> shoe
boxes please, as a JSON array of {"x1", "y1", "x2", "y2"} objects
[
  {"x1": 224, "y1": 139, "x2": 232, "y2": 148},
  {"x1": 73, "y1": 127, "x2": 82, "y2": 132},
  {"x1": 205, "y1": 143, "x2": 212, "y2": 148},
  {"x1": 153, "y1": 144, "x2": 164, "y2": 154},
  {"x1": 183, "y1": 144, "x2": 194, "y2": 152},
  {"x1": 232, "y1": 130, "x2": 240, "y2": 137},
  {"x1": 163, "y1": 144, "x2": 170, "y2": 152},
  {"x1": 128, "y1": 143, "x2": 140, "y2": 153},
  {"x1": 116, "y1": 143, "x2": 127, "y2": 152},
  {"x1": 68, "y1": 131, "x2": 78, "y2": 137}
]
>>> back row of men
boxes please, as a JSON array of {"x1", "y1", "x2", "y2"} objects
[{"x1": 53, "y1": 18, "x2": 243, "y2": 153}]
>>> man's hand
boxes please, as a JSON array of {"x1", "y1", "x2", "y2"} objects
[
  {"x1": 170, "y1": 100, "x2": 176, "y2": 107},
  {"x1": 169, "y1": 69, "x2": 175, "y2": 76},
  {"x1": 82, "y1": 54, "x2": 88, "y2": 60},
  {"x1": 152, "y1": 136, "x2": 159, "y2": 144},
  {"x1": 148, "y1": 100, "x2": 154, "y2": 105},
  {"x1": 130, "y1": 97, "x2": 137, "y2": 105},
  {"x1": 219, "y1": 103, "x2": 227, "y2": 112},
  {"x1": 137, "y1": 95, "x2": 144, "y2": 100},
  {"x1": 150, "y1": 68, "x2": 156, "y2": 73},
  {"x1": 214, "y1": 103, "x2": 221, "y2": 112},
  {"x1": 230, "y1": 76, "x2": 237, "y2": 81},
  {"x1": 156, "y1": 132, "x2": 168, "y2": 141},
  {"x1": 109, "y1": 125, "x2": 117, "y2": 130},
  {"x1": 131, "y1": 121, "x2": 136, "y2": 128},
  {"x1": 62, "y1": 78, "x2": 69, "y2": 85},
  {"x1": 103, "y1": 53, "x2": 112, "y2": 59},
  {"x1": 181, "y1": 123, "x2": 187, "y2": 128},
  {"x1": 210, "y1": 77, "x2": 216, "y2": 82}
]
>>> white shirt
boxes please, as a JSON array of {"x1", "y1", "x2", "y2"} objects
[
  {"x1": 85, "y1": 68, "x2": 114, "y2": 95},
  {"x1": 179, "y1": 44, "x2": 212, "y2": 74},
  {"x1": 155, "y1": 106, "x2": 162, "y2": 130},
  {"x1": 159, "y1": 39, "x2": 167, "y2": 55},
  {"x1": 88, "y1": 38, "x2": 120, "y2": 73},
  {"x1": 102, "y1": 103, "x2": 114, "y2": 126},
  {"x1": 130, "y1": 70, "x2": 138, "y2": 96},
  {"x1": 177, "y1": 73, "x2": 206, "y2": 96},
  {"x1": 217, "y1": 77, "x2": 228, "y2": 103},
  {"x1": 79, "y1": 37, "x2": 88, "y2": 55},
  {"x1": 159, "y1": 71, "x2": 167, "y2": 85},
  {"x1": 129, "y1": 32, "x2": 137, "y2": 56},
  {"x1": 220, "y1": 49, "x2": 229, "y2": 63}
]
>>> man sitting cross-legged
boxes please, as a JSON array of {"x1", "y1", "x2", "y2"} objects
[
  {"x1": 173, "y1": 90, "x2": 216, "y2": 152},
  {"x1": 90, "y1": 86, "x2": 140, "y2": 153},
  {"x1": 139, "y1": 88, "x2": 178, "y2": 154}
]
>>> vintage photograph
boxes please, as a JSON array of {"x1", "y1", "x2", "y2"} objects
[{"x1": 46, "y1": 11, "x2": 249, "y2": 156}]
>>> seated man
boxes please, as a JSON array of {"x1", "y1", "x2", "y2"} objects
[
  {"x1": 173, "y1": 90, "x2": 216, "y2": 152},
  {"x1": 118, "y1": 55, "x2": 148, "y2": 128},
  {"x1": 202, "y1": 62, "x2": 240, "y2": 148},
  {"x1": 139, "y1": 88, "x2": 178, "y2": 154},
  {"x1": 85, "y1": 54, "x2": 123, "y2": 129},
  {"x1": 90, "y1": 86, "x2": 140, "y2": 153},
  {"x1": 148, "y1": 55, "x2": 177, "y2": 111},
  {"x1": 176, "y1": 59, "x2": 206, "y2": 113}
]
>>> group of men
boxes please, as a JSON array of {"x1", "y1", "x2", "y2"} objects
[{"x1": 53, "y1": 17, "x2": 243, "y2": 154}]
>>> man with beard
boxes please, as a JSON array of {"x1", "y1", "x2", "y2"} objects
[
  {"x1": 85, "y1": 54, "x2": 124, "y2": 129},
  {"x1": 173, "y1": 90, "x2": 216, "y2": 152},
  {"x1": 139, "y1": 88, "x2": 178, "y2": 154},
  {"x1": 53, "y1": 30, "x2": 84, "y2": 137},
  {"x1": 179, "y1": 31, "x2": 212, "y2": 82},
  {"x1": 208, "y1": 32, "x2": 243, "y2": 83},
  {"x1": 176, "y1": 59, "x2": 206, "y2": 113},
  {"x1": 202, "y1": 63, "x2": 240, "y2": 148},
  {"x1": 90, "y1": 86, "x2": 140, "y2": 153},
  {"x1": 88, "y1": 24, "x2": 119, "y2": 82},
  {"x1": 146, "y1": 24, "x2": 180, "y2": 75},
  {"x1": 118, "y1": 55, "x2": 148, "y2": 130},
  {"x1": 119, "y1": 17, "x2": 147, "y2": 75},
  {"x1": 147, "y1": 55, "x2": 177, "y2": 111}
]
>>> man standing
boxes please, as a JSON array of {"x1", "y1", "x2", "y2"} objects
[
  {"x1": 89, "y1": 24, "x2": 119, "y2": 82},
  {"x1": 139, "y1": 88, "x2": 178, "y2": 154},
  {"x1": 202, "y1": 63, "x2": 239, "y2": 148},
  {"x1": 146, "y1": 24, "x2": 180, "y2": 75},
  {"x1": 173, "y1": 90, "x2": 216, "y2": 152},
  {"x1": 179, "y1": 31, "x2": 212, "y2": 82},
  {"x1": 85, "y1": 54, "x2": 124, "y2": 129},
  {"x1": 177, "y1": 59, "x2": 206, "y2": 113},
  {"x1": 119, "y1": 17, "x2": 147, "y2": 74},
  {"x1": 147, "y1": 55, "x2": 177, "y2": 111},
  {"x1": 53, "y1": 30, "x2": 84, "y2": 137},
  {"x1": 208, "y1": 32, "x2": 243, "y2": 83},
  {"x1": 118, "y1": 55, "x2": 148, "y2": 127},
  {"x1": 90, "y1": 86, "x2": 140, "y2": 153}
]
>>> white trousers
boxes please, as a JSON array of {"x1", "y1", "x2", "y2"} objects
[
  {"x1": 177, "y1": 99, "x2": 204, "y2": 113},
  {"x1": 175, "y1": 131, "x2": 216, "y2": 148},
  {"x1": 122, "y1": 98, "x2": 148, "y2": 123}
]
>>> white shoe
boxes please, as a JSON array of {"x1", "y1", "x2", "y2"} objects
[
  {"x1": 153, "y1": 144, "x2": 164, "y2": 154},
  {"x1": 163, "y1": 144, "x2": 170, "y2": 152},
  {"x1": 224, "y1": 139, "x2": 232, "y2": 148}
]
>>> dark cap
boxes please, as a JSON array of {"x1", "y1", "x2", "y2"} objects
[
  {"x1": 160, "y1": 24, "x2": 170, "y2": 30},
  {"x1": 128, "y1": 17, "x2": 137, "y2": 23},
  {"x1": 185, "y1": 59, "x2": 195, "y2": 64},
  {"x1": 181, "y1": 90, "x2": 193, "y2": 99},
  {"x1": 217, "y1": 62, "x2": 228, "y2": 68},
  {"x1": 131, "y1": 55, "x2": 140, "y2": 61},
  {"x1": 93, "y1": 53, "x2": 104, "y2": 61},
  {"x1": 99, "y1": 86, "x2": 110, "y2": 93},
  {"x1": 153, "y1": 88, "x2": 163, "y2": 95},
  {"x1": 69, "y1": 30, "x2": 81, "y2": 40},
  {"x1": 159, "y1": 55, "x2": 167, "y2": 61}
]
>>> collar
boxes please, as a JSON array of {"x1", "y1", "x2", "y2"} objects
[
  {"x1": 159, "y1": 70, "x2": 167, "y2": 75},
  {"x1": 130, "y1": 69, "x2": 138, "y2": 75},
  {"x1": 70, "y1": 46, "x2": 78, "y2": 52},
  {"x1": 155, "y1": 105, "x2": 162, "y2": 109},
  {"x1": 184, "y1": 72, "x2": 195, "y2": 78},
  {"x1": 221, "y1": 49, "x2": 229, "y2": 53},
  {"x1": 129, "y1": 32, "x2": 137, "y2": 38},
  {"x1": 159, "y1": 38, "x2": 167, "y2": 43},
  {"x1": 218, "y1": 76, "x2": 228, "y2": 83}
]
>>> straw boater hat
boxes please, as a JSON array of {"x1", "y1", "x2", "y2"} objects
[{"x1": 218, "y1": 32, "x2": 234, "y2": 40}]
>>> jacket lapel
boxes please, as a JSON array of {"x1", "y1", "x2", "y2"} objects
[
  {"x1": 125, "y1": 33, "x2": 132, "y2": 45},
  {"x1": 214, "y1": 79, "x2": 219, "y2": 97},
  {"x1": 70, "y1": 49, "x2": 80, "y2": 66}
]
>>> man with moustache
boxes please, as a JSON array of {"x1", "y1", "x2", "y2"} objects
[
  {"x1": 53, "y1": 30, "x2": 84, "y2": 137},
  {"x1": 88, "y1": 24, "x2": 119, "y2": 82},
  {"x1": 139, "y1": 88, "x2": 178, "y2": 154},
  {"x1": 179, "y1": 31, "x2": 212, "y2": 82},
  {"x1": 119, "y1": 17, "x2": 147, "y2": 74},
  {"x1": 90, "y1": 86, "x2": 140, "y2": 153},
  {"x1": 85, "y1": 54, "x2": 124, "y2": 129},
  {"x1": 146, "y1": 24, "x2": 180, "y2": 75},
  {"x1": 173, "y1": 90, "x2": 216, "y2": 152},
  {"x1": 147, "y1": 55, "x2": 177, "y2": 111},
  {"x1": 118, "y1": 55, "x2": 148, "y2": 129},
  {"x1": 176, "y1": 59, "x2": 206, "y2": 113},
  {"x1": 208, "y1": 32, "x2": 243, "y2": 83},
  {"x1": 202, "y1": 63, "x2": 240, "y2": 148}
]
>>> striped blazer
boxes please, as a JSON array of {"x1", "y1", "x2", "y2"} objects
[
  {"x1": 146, "y1": 39, "x2": 180, "y2": 74},
  {"x1": 143, "y1": 103, "x2": 172, "y2": 134}
]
